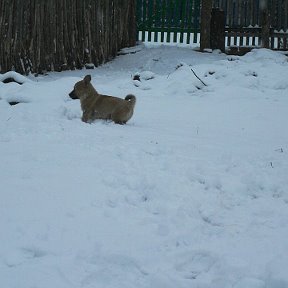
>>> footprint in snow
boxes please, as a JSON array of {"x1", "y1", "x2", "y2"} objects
[
  {"x1": 174, "y1": 251, "x2": 217, "y2": 280},
  {"x1": 4, "y1": 246, "x2": 48, "y2": 267}
]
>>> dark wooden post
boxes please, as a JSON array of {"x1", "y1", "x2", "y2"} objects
[
  {"x1": 200, "y1": 0, "x2": 213, "y2": 51},
  {"x1": 261, "y1": 8, "x2": 270, "y2": 48},
  {"x1": 260, "y1": 0, "x2": 270, "y2": 48},
  {"x1": 210, "y1": 8, "x2": 225, "y2": 52}
]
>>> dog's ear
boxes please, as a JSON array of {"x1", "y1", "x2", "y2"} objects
[{"x1": 84, "y1": 75, "x2": 91, "y2": 85}]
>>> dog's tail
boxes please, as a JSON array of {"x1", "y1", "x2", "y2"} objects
[{"x1": 125, "y1": 94, "x2": 136, "y2": 105}]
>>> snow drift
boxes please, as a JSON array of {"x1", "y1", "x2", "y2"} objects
[{"x1": 0, "y1": 46, "x2": 288, "y2": 288}]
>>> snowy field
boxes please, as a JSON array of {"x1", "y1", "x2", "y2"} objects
[{"x1": 1, "y1": 45, "x2": 288, "y2": 288}]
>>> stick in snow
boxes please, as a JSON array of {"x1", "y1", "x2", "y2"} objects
[
  {"x1": 167, "y1": 63, "x2": 207, "y2": 87},
  {"x1": 190, "y1": 68, "x2": 207, "y2": 87}
]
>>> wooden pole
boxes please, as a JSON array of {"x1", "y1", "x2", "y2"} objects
[
  {"x1": 261, "y1": 8, "x2": 270, "y2": 49},
  {"x1": 200, "y1": 0, "x2": 213, "y2": 51},
  {"x1": 210, "y1": 8, "x2": 225, "y2": 52}
]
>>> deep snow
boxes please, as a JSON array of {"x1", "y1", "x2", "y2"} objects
[{"x1": 0, "y1": 45, "x2": 288, "y2": 288}]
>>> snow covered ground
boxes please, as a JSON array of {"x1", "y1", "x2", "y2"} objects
[{"x1": 0, "y1": 45, "x2": 288, "y2": 288}]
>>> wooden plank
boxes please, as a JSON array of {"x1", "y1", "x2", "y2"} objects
[
  {"x1": 185, "y1": 0, "x2": 191, "y2": 42},
  {"x1": 284, "y1": 0, "x2": 288, "y2": 32},
  {"x1": 154, "y1": 0, "x2": 161, "y2": 42},
  {"x1": 284, "y1": 35, "x2": 287, "y2": 50},
  {"x1": 184, "y1": 0, "x2": 193, "y2": 40},
  {"x1": 147, "y1": 0, "x2": 154, "y2": 41},
  {"x1": 166, "y1": 0, "x2": 173, "y2": 43},
  {"x1": 180, "y1": 0, "x2": 187, "y2": 43},
  {"x1": 173, "y1": 0, "x2": 180, "y2": 42},
  {"x1": 161, "y1": 0, "x2": 167, "y2": 42},
  {"x1": 142, "y1": 0, "x2": 147, "y2": 41},
  {"x1": 200, "y1": 0, "x2": 213, "y2": 50},
  {"x1": 136, "y1": 0, "x2": 143, "y2": 40},
  {"x1": 226, "y1": 0, "x2": 232, "y2": 26},
  {"x1": 193, "y1": 0, "x2": 201, "y2": 42}
]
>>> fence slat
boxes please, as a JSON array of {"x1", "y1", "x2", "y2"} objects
[
  {"x1": 185, "y1": 0, "x2": 192, "y2": 43},
  {"x1": 193, "y1": 0, "x2": 200, "y2": 43}
]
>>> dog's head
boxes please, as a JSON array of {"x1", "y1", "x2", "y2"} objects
[{"x1": 69, "y1": 75, "x2": 92, "y2": 99}]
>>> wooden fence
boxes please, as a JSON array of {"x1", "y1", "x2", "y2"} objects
[
  {"x1": 136, "y1": 0, "x2": 288, "y2": 50},
  {"x1": 137, "y1": 0, "x2": 201, "y2": 44},
  {"x1": 214, "y1": 0, "x2": 288, "y2": 30},
  {"x1": 225, "y1": 27, "x2": 288, "y2": 50},
  {"x1": 0, "y1": 0, "x2": 136, "y2": 75},
  {"x1": 214, "y1": 0, "x2": 288, "y2": 50}
]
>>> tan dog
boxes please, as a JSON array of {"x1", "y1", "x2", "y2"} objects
[{"x1": 69, "y1": 75, "x2": 136, "y2": 124}]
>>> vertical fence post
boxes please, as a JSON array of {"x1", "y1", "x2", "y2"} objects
[
  {"x1": 260, "y1": 0, "x2": 270, "y2": 49},
  {"x1": 200, "y1": 0, "x2": 213, "y2": 51},
  {"x1": 210, "y1": 8, "x2": 225, "y2": 52},
  {"x1": 261, "y1": 9, "x2": 270, "y2": 48}
]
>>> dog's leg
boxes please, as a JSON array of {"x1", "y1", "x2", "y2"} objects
[
  {"x1": 82, "y1": 110, "x2": 94, "y2": 123},
  {"x1": 81, "y1": 114, "x2": 89, "y2": 123}
]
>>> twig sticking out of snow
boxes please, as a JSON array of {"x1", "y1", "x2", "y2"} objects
[
  {"x1": 168, "y1": 63, "x2": 207, "y2": 87},
  {"x1": 190, "y1": 67, "x2": 207, "y2": 87},
  {"x1": 270, "y1": 162, "x2": 274, "y2": 168},
  {"x1": 275, "y1": 148, "x2": 284, "y2": 153}
]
